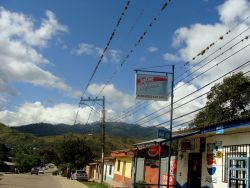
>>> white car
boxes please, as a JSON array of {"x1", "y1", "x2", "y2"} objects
[
  {"x1": 71, "y1": 170, "x2": 88, "y2": 181},
  {"x1": 38, "y1": 168, "x2": 44, "y2": 174}
]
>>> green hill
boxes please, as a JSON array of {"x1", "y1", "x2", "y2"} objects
[
  {"x1": 0, "y1": 123, "x2": 46, "y2": 150},
  {"x1": 0, "y1": 123, "x2": 143, "y2": 156},
  {"x1": 14, "y1": 122, "x2": 159, "y2": 140}
]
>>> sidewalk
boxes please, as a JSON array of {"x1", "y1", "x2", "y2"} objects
[{"x1": 54, "y1": 175, "x2": 89, "y2": 188}]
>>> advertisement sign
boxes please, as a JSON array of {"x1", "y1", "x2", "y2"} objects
[
  {"x1": 147, "y1": 145, "x2": 159, "y2": 157},
  {"x1": 162, "y1": 174, "x2": 175, "y2": 188},
  {"x1": 135, "y1": 73, "x2": 168, "y2": 101}
]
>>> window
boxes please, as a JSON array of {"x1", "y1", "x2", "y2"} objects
[
  {"x1": 222, "y1": 144, "x2": 250, "y2": 183},
  {"x1": 117, "y1": 160, "x2": 121, "y2": 171},
  {"x1": 109, "y1": 165, "x2": 112, "y2": 175}
]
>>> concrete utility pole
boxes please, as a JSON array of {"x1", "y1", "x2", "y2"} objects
[{"x1": 79, "y1": 96, "x2": 106, "y2": 184}]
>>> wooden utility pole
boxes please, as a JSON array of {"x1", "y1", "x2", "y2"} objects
[{"x1": 79, "y1": 96, "x2": 106, "y2": 184}]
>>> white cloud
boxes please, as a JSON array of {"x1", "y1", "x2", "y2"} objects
[
  {"x1": 72, "y1": 42, "x2": 122, "y2": 63},
  {"x1": 0, "y1": 84, "x2": 137, "y2": 125},
  {"x1": 143, "y1": 0, "x2": 250, "y2": 129},
  {"x1": 218, "y1": 0, "x2": 250, "y2": 26},
  {"x1": 0, "y1": 101, "x2": 99, "y2": 126},
  {"x1": 0, "y1": 8, "x2": 68, "y2": 47},
  {"x1": 163, "y1": 53, "x2": 183, "y2": 62},
  {"x1": 171, "y1": 0, "x2": 250, "y2": 88},
  {"x1": 87, "y1": 84, "x2": 135, "y2": 115},
  {"x1": 0, "y1": 7, "x2": 80, "y2": 97},
  {"x1": 74, "y1": 43, "x2": 95, "y2": 55},
  {"x1": 147, "y1": 46, "x2": 159, "y2": 53}
]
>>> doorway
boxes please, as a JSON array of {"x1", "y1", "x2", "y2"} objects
[{"x1": 187, "y1": 153, "x2": 202, "y2": 188}]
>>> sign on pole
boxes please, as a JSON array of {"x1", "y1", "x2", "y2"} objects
[{"x1": 135, "y1": 73, "x2": 168, "y2": 101}]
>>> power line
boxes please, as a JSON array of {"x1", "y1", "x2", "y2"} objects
[
  {"x1": 74, "y1": 0, "x2": 132, "y2": 125},
  {"x1": 175, "y1": 34, "x2": 250, "y2": 89},
  {"x1": 175, "y1": 26, "x2": 250, "y2": 83},
  {"x1": 80, "y1": 0, "x2": 132, "y2": 98},
  {"x1": 136, "y1": 58, "x2": 250, "y2": 126},
  {"x1": 108, "y1": 16, "x2": 250, "y2": 122},
  {"x1": 85, "y1": 1, "x2": 151, "y2": 123},
  {"x1": 140, "y1": 64, "x2": 250, "y2": 129},
  {"x1": 109, "y1": 25, "x2": 250, "y2": 122},
  {"x1": 112, "y1": 37, "x2": 250, "y2": 122},
  {"x1": 184, "y1": 16, "x2": 250, "y2": 66},
  {"x1": 138, "y1": 92, "x2": 207, "y2": 125},
  {"x1": 95, "y1": 0, "x2": 173, "y2": 98}
]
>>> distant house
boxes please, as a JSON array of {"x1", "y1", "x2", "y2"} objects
[
  {"x1": 103, "y1": 157, "x2": 115, "y2": 182},
  {"x1": 86, "y1": 161, "x2": 101, "y2": 181},
  {"x1": 111, "y1": 148, "x2": 137, "y2": 187},
  {"x1": 175, "y1": 117, "x2": 250, "y2": 188}
]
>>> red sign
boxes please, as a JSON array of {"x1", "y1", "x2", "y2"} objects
[
  {"x1": 170, "y1": 159, "x2": 177, "y2": 175},
  {"x1": 147, "y1": 145, "x2": 159, "y2": 157},
  {"x1": 162, "y1": 174, "x2": 175, "y2": 188}
]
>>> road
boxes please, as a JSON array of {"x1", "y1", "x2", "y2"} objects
[{"x1": 0, "y1": 173, "x2": 88, "y2": 188}]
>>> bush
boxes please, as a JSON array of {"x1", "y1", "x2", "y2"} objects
[{"x1": 135, "y1": 181, "x2": 147, "y2": 188}]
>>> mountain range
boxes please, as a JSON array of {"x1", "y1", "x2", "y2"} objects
[{"x1": 14, "y1": 122, "x2": 160, "y2": 140}]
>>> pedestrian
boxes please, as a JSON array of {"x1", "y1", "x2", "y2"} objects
[{"x1": 67, "y1": 168, "x2": 70, "y2": 179}]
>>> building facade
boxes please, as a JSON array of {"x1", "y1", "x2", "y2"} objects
[
  {"x1": 111, "y1": 149, "x2": 136, "y2": 187},
  {"x1": 175, "y1": 119, "x2": 250, "y2": 188},
  {"x1": 103, "y1": 157, "x2": 115, "y2": 181}
]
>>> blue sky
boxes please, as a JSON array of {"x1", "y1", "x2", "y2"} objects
[{"x1": 0, "y1": 0, "x2": 249, "y2": 127}]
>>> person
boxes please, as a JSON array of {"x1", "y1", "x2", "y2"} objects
[{"x1": 67, "y1": 168, "x2": 71, "y2": 179}]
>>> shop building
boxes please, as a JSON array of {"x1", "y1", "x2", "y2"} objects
[{"x1": 175, "y1": 118, "x2": 250, "y2": 188}]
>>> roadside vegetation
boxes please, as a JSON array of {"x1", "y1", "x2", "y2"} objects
[
  {"x1": 0, "y1": 122, "x2": 140, "y2": 173},
  {"x1": 81, "y1": 181, "x2": 108, "y2": 188},
  {"x1": 191, "y1": 72, "x2": 250, "y2": 128}
]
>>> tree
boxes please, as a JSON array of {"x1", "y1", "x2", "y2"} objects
[
  {"x1": 0, "y1": 143, "x2": 9, "y2": 162},
  {"x1": 56, "y1": 138, "x2": 94, "y2": 169},
  {"x1": 39, "y1": 148, "x2": 60, "y2": 166},
  {"x1": 193, "y1": 72, "x2": 250, "y2": 127}
]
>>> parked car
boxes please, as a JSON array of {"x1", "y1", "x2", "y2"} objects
[
  {"x1": 71, "y1": 170, "x2": 88, "y2": 181},
  {"x1": 38, "y1": 169, "x2": 44, "y2": 174},
  {"x1": 30, "y1": 168, "x2": 39, "y2": 175}
]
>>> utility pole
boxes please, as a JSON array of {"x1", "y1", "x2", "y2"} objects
[
  {"x1": 167, "y1": 65, "x2": 174, "y2": 188},
  {"x1": 79, "y1": 96, "x2": 105, "y2": 184},
  {"x1": 101, "y1": 96, "x2": 105, "y2": 184}
]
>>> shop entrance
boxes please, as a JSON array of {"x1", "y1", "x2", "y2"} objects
[{"x1": 187, "y1": 153, "x2": 202, "y2": 188}]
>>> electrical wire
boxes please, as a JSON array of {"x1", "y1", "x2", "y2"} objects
[
  {"x1": 141, "y1": 63, "x2": 250, "y2": 129},
  {"x1": 136, "y1": 57, "x2": 250, "y2": 125},
  {"x1": 112, "y1": 37, "x2": 250, "y2": 122},
  {"x1": 73, "y1": 0, "x2": 132, "y2": 125},
  {"x1": 108, "y1": 16, "x2": 250, "y2": 122}
]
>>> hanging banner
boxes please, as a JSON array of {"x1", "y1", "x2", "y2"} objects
[{"x1": 135, "y1": 73, "x2": 168, "y2": 101}]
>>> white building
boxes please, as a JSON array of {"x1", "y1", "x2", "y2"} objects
[{"x1": 175, "y1": 117, "x2": 250, "y2": 188}]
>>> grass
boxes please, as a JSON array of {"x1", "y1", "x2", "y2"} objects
[{"x1": 81, "y1": 181, "x2": 108, "y2": 188}]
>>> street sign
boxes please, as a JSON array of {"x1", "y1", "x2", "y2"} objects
[{"x1": 157, "y1": 129, "x2": 170, "y2": 139}]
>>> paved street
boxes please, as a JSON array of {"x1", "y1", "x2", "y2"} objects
[{"x1": 0, "y1": 173, "x2": 88, "y2": 188}]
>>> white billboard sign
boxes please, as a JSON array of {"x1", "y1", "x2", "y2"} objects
[{"x1": 135, "y1": 73, "x2": 168, "y2": 101}]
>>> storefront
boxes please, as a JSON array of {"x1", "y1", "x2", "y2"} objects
[
  {"x1": 175, "y1": 118, "x2": 250, "y2": 188},
  {"x1": 133, "y1": 138, "x2": 177, "y2": 187}
]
